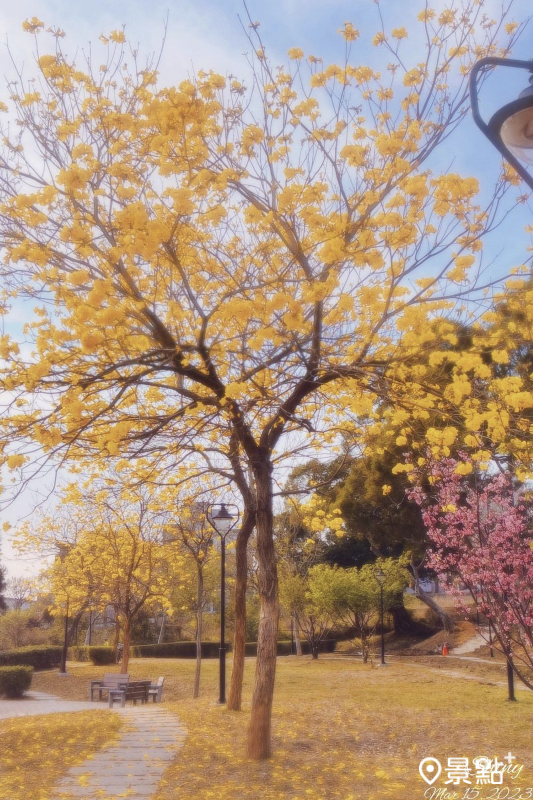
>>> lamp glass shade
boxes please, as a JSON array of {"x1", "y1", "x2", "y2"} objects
[
  {"x1": 489, "y1": 94, "x2": 533, "y2": 166},
  {"x1": 210, "y1": 504, "x2": 235, "y2": 536},
  {"x1": 375, "y1": 569, "x2": 386, "y2": 586},
  {"x1": 500, "y1": 106, "x2": 533, "y2": 164}
]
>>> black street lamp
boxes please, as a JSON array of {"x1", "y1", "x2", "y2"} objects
[
  {"x1": 59, "y1": 596, "x2": 70, "y2": 676},
  {"x1": 470, "y1": 57, "x2": 533, "y2": 190},
  {"x1": 375, "y1": 568, "x2": 386, "y2": 666},
  {"x1": 207, "y1": 502, "x2": 239, "y2": 704},
  {"x1": 57, "y1": 543, "x2": 71, "y2": 676},
  {"x1": 471, "y1": 60, "x2": 531, "y2": 701}
]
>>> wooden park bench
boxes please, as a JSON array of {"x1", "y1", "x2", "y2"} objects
[
  {"x1": 108, "y1": 680, "x2": 151, "y2": 708},
  {"x1": 148, "y1": 676, "x2": 165, "y2": 703},
  {"x1": 90, "y1": 673, "x2": 129, "y2": 702}
]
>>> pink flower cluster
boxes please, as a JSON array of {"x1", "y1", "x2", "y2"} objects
[{"x1": 410, "y1": 457, "x2": 533, "y2": 681}]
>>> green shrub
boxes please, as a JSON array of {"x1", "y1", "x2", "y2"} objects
[
  {"x1": 0, "y1": 666, "x2": 33, "y2": 697},
  {"x1": 87, "y1": 646, "x2": 115, "y2": 665},
  {"x1": 68, "y1": 646, "x2": 90, "y2": 662},
  {"x1": 132, "y1": 639, "x2": 337, "y2": 659},
  {"x1": 245, "y1": 640, "x2": 293, "y2": 657},
  {"x1": 0, "y1": 645, "x2": 62, "y2": 670},
  {"x1": 300, "y1": 639, "x2": 337, "y2": 655},
  {"x1": 69, "y1": 646, "x2": 116, "y2": 664},
  {"x1": 244, "y1": 640, "x2": 337, "y2": 657},
  {"x1": 132, "y1": 641, "x2": 221, "y2": 658}
]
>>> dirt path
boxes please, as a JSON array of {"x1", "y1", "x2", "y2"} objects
[{"x1": 398, "y1": 658, "x2": 529, "y2": 692}]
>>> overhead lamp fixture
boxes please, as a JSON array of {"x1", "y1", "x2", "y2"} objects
[{"x1": 470, "y1": 56, "x2": 533, "y2": 190}]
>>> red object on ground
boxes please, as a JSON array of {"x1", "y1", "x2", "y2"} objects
[{"x1": 442, "y1": 644, "x2": 449, "y2": 656}]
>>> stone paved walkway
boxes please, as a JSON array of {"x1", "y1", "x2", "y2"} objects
[
  {"x1": 453, "y1": 627, "x2": 490, "y2": 655},
  {"x1": 0, "y1": 691, "x2": 185, "y2": 799},
  {"x1": 53, "y1": 705, "x2": 186, "y2": 800},
  {"x1": 0, "y1": 690, "x2": 98, "y2": 720}
]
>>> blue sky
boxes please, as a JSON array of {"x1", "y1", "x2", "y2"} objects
[
  {"x1": 0, "y1": 0, "x2": 532, "y2": 578},
  {"x1": 0, "y1": 0, "x2": 531, "y2": 185},
  {"x1": 0, "y1": 0, "x2": 529, "y2": 85}
]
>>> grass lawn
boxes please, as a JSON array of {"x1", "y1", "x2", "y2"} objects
[
  {"x1": 31, "y1": 655, "x2": 533, "y2": 800},
  {"x1": 0, "y1": 710, "x2": 122, "y2": 800}
]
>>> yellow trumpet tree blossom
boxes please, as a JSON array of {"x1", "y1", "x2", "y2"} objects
[
  {"x1": 363, "y1": 282, "x2": 533, "y2": 479},
  {"x1": 16, "y1": 481, "x2": 177, "y2": 672},
  {"x1": 15, "y1": 508, "x2": 100, "y2": 673},
  {"x1": 0, "y1": 4, "x2": 527, "y2": 757},
  {"x1": 163, "y1": 498, "x2": 218, "y2": 699}
]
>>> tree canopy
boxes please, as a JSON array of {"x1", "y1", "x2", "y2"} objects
[{"x1": 0, "y1": 5, "x2": 528, "y2": 758}]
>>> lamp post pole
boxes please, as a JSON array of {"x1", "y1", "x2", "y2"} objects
[
  {"x1": 219, "y1": 531, "x2": 227, "y2": 704},
  {"x1": 59, "y1": 596, "x2": 69, "y2": 676},
  {"x1": 57, "y1": 543, "x2": 70, "y2": 676},
  {"x1": 375, "y1": 568, "x2": 386, "y2": 666},
  {"x1": 208, "y1": 503, "x2": 239, "y2": 704},
  {"x1": 379, "y1": 585, "x2": 385, "y2": 665}
]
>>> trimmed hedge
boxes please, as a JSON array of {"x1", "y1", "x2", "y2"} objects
[
  {"x1": 0, "y1": 666, "x2": 33, "y2": 697},
  {"x1": 0, "y1": 646, "x2": 62, "y2": 671},
  {"x1": 69, "y1": 646, "x2": 91, "y2": 663},
  {"x1": 88, "y1": 646, "x2": 115, "y2": 665},
  {"x1": 132, "y1": 639, "x2": 338, "y2": 658},
  {"x1": 245, "y1": 640, "x2": 291, "y2": 657},
  {"x1": 69, "y1": 646, "x2": 116, "y2": 665},
  {"x1": 302, "y1": 639, "x2": 337, "y2": 655},
  {"x1": 132, "y1": 641, "x2": 221, "y2": 659},
  {"x1": 244, "y1": 639, "x2": 337, "y2": 657}
]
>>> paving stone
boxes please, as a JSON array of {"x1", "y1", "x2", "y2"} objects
[
  {"x1": 51, "y1": 706, "x2": 185, "y2": 800},
  {"x1": 70, "y1": 765, "x2": 163, "y2": 776},
  {"x1": 61, "y1": 776, "x2": 160, "y2": 787}
]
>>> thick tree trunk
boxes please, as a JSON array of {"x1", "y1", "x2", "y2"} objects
[
  {"x1": 294, "y1": 614, "x2": 302, "y2": 656},
  {"x1": 113, "y1": 618, "x2": 121, "y2": 660},
  {"x1": 193, "y1": 565, "x2": 203, "y2": 699},
  {"x1": 120, "y1": 618, "x2": 131, "y2": 673},
  {"x1": 412, "y1": 562, "x2": 455, "y2": 633},
  {"x1": 59, "y1": 608, "x2": 84, "y2": 674},
  {"x1": 246, "y1": 463, "x2": 279, "y2": 760},
  {"x1": 361, "y1": 630, "x2": 369, "y2": 663},
  {"x1": 228, "y1": 509, "x2": 255, "y2": 711}
]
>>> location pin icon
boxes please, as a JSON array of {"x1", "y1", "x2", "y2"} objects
[{"x1": 419, "y1": 758, "x2": 442, "y2": 785}]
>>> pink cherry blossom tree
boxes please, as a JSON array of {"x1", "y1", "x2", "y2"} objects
[{"x1": 410, "y1": 458, "x2": 533, "y2": 689}]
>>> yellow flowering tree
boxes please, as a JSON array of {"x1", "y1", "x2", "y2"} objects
[
  {"x1": 69, "y1": 484, "x2": 174, "y2": 672},
  {"x1": 16, "y1": 480, "x2": 175, "y2": 672},
  {"x1": 15, "y1": 507, "x2": 99, "y2": 672},
  {"x1": 0, "y1": 5, "x2": 527, "y2": 757},
  {"x1": 165, "y1": 499, "x2": 218, "y2": 699}
]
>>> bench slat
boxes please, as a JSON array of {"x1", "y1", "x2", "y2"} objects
[{"x1": 90, "y1": 674, "x2": 130, "y2": 701}]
